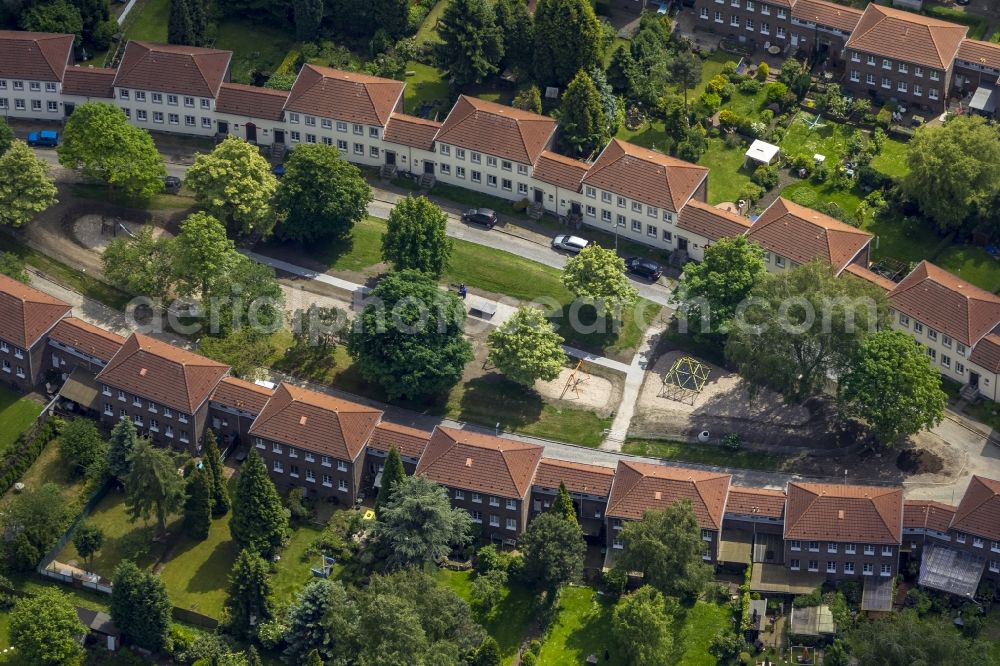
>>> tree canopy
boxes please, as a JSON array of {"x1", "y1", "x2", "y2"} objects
[
  {"x1": 225, "y1": 548, "x2": 274, "y2": 639},
  {"x1": 58, "y1": 418, "x2": 107, "y2": 479},
  {"x1": 533, "y1": 0, "x2": 603, "y2": 89},
  {"x1": 611, "y1": 585, "x2": 675, "y2": 666},
  {"x1": 123, "y1": 438, "x2": 186, "y2": 533},
  {"x1": 10, "y1": 587, "x2": 86, "y2": 666},
  {"x1": 102, "y1": 226, "x2": 176, "y2": 302},
  {"x1": 111, "y1": 560, "x2": 172, "y2": 652},
  {"x1": 0, "y1": 140, "x2": 57, "y2": 227},
  {"x1": 374, "y1": 446, "x2": 407, "y2": 515},
  {"x1": 107, "y1": 418, "x2": 141, "y2": 480},
  {"x1": 3, "y1": 482, "x2": 76, "y2": 572},
  {"x1": 494, "y1": 0, "x2": 533, "y2": 76},
  {"x1": 561, "y1": 244, "x2": 638, "y2": 314},
  {"x1": 520, "y1": 512, "x2": 585, "y2": 590},
  {"x1": 203, "y1": 428, "x2": 230, "y2": 516},
  {"x1": 183, "y1": 465, "x2": 212, "y2": 540},
  {"x1": 72, "y1": 522, "x2": 104, "y2": 572},
  {"x1": 274, "y1": 143, "x2": 373, "y2": 244},
  {"x1": 58, "y1": 102, "x2": 165, "y2": 200},
  {"x1": 559, "y1": 70, "x2": 609, "y2": 159},
  {"x1": 185, "y1": 136, "x2": 278, "y2": 238},
  {"x1": 847, "y1": 610, "x2": 995, "y2": 666},
  {"x1": 380, "y1": 195, "x2": 453, "y2": 277},
  {"x1": 373, "y1": 474, "x2": 473, "y2": 568},
  {"x1": 902, "y1": 115, "x2": 1000, "y2": 233},
  {"x1": 551, "y1": 481, "x2": 577, "y2": 524},
  {"x1": 348, "y1": 269, "x2": 473, "y2": 400},
  {"x1": 839, "y1": 329, "x2": 946, "y2": 447},
  {"x1": 724, "y1": 261, "x2": 888, "y2": 402},
  {"x1": 677, "y1": 235, "x2": 767, "y2": 335},
  {"x1": 616, "y1": 501, "x2": 713, "y2": 600},
  {"x1": 230, "y1": 449, "x2": 288, "y2": 557},
  {"x1": 435, "y1": 0, "x2": 504, "y2": 86},
  {"x1": 487, "y1": 306, "x2": 567, "y2": 385}
]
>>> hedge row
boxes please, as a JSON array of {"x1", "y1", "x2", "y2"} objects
[{"x1": 0, "y1": 416, "x2": 60, "y2": 497}]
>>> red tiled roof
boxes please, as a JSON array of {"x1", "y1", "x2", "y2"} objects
[
  {"x1": 209, "y1": 376, "x2": 273, "y2": 416},
  {"x1": 533, "y1": 150, "x2": 589, "y2": 191},
  {"x1": 249, "y1": 382, "x2": 382, "y2": 461},
  {"x1": 902, "y1": 499, "x2": 956, "y2": 534},
  {"x1": 285, "y1": 64, "x2": 404, "y2": 127},
  {"x1": 96, "y1": 333, "x2": 229, "y2": 414},
  {"x1": 606, "y1": 460, "x2": 731, "y2": 530},
  {"x1": 367, "y1": 421, "x2": 432, "y2": 460},
  {"x1": 746, "y1": 197, "x2": 872, "y2": 273},
  {"x1": 415, "y1": 426, "x2": 544, "y2": 499},
  {"x1": 791, "y1": 0, "x2": 863, "y2": 35},
  {"x1": 383, "y1": 113, "x2": 442, "y2": 151},
  {"x1": 62, "y1": 67, "x2": 116, "y2": 98},
  {"x1": 0, "y1": 273, "x2": 71, "y2": 349},
  {"x1": 951, "y1": 475, "x2": 1000, "y2": 542},
  {"x1": 784, "y1": 482, "x2": 903, "y2": 544},
  {"x1": 435, "y1": 95, "x2": 558, "y2": 166},
  {"x1": 726, "y1": 486, "x2": 786, "y2": 519},
  {"x1": 0, "y1": 30, "x2": 73, "y2": 82},
  {"x1": 677, "y1": 199, "x2": 751, "y2": 242},
  {"x1": 956, "y1": 39, "x2": 1000, "y2": 71},
  {"x1": 970, "y1": 334, "x2": 1000, "y2": 374},
  {"x1": 216, "y1": 83, "x2": 288, "y2": 121},
  {"x1": 888, "y1": 260, "x2": 1000, "y2": 347},
  {"x1": 48, "y1": 317, "x2": 123, "y2": 363},
  {"x1": 533, "y1": 458, "x2": 615, "y2": 498},
  {"x1": 581, "y1": 139, "x2": 708, "y2": 213},
  {"x1": 845, "y1": 4, "x2": 967, "y2": 71},
  {"x1": 114, "y1": 40, "x2": 232, "y2": 98},
  {"x1": 843, "y1": 263, "x2": 897, "y2": 292}
]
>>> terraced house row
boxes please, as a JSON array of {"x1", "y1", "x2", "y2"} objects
[
  {"x1": 692, "y1": 1, "x2": 1000, "y2": 116},
  {"x1": 2, "y1": 272, "x2": 1000, "y2": 608}
]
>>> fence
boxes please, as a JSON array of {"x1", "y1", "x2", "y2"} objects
[{"x1": 37, "y1": 480, "x2": 112, "y2": 572}]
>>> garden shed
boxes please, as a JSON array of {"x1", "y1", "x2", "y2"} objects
[{"x1": 744, "y1": 140, "x2": 780, "y2": 167}]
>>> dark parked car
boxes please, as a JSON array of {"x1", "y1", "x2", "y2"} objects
[
  {"x1": 625, "y1": 257, "x2": 663, "y2": 281},
  {"x1": 163, "y1": 176, "x2": 182, "y2": 193},
  {"x1": 462, "y1": 208, "x2": 498, "y2": 228}
]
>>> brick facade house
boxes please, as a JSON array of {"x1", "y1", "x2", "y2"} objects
[{"x1": 0, "y1": 273, "x2": 71, "y2": 393}]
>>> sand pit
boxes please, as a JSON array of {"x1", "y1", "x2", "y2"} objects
[
  {"x1": 534, "y1": 366, "x2": 617, "y2": 413},
  {"x1": 73, "y1": 215, "x2": 172, "y2": 252}
]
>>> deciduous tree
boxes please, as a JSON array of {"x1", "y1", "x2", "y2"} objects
[
  {"x1": 185, "y1": 136, "x2": 278, "y2": 238},
  {"x1": 533, "y1": 0, "x2": 602, "y2": 89},
  {"x1": 494, "y1": 0, "x2": 533, "y2": 76},
  {"x1": 373, "y1": 475, "x2": 473, "y2": 568},
  {"x1": 173, "y1": 211, "x2": 237, "y2": 299},
  {"x1": 275, "y1": 144, "x2": 372, "y2": 244},
  {"x1": 373, "y1": 0, "x2": 408, "y2": 39},
  {"x1": 559, "y1": 70, "x2": 609, "y2": 158},
  {"x1": 230, "y1": 449, "x2": 288, "y2": 557},
  {"x1": 487, "y1": 306, "x2": 567, "y2": 385},
  {"x1": 611, "y1": 586, "x2": 675, "y2": 666},
  {"x1": 293, "y1": 0, "x2": 324, "y2": 41},
  {"x1": 72, "y1": 522, "x2": 104, "y2": 572},
  {"x1": 848, "y1": 610, "x2": 995, "y2": 666},
  {"x1": 520, "y1": 512, "x2": 584, "y2": 590},
  {"x1": 0, "y1": 140, "x2": 57, "y2": 227},
  {"x1": 225, "y1": 548, "x2": 274, "y2": 639},
  {"x1": 676, "y1": 235, "x2": 767, "y2": 336},
  {"x1": 10, "y1": 587, "x2": 86, "y2": 666},
  {"x1": 20, "y1": 0, "x2": 83, "y2": 43},
  {"x1": 381, "y1": 196, "x2": 453, "y2": 276},
  {"x1": 123, "y1": 439, "x2": 185, "y2": 533},
  {"x1": 0, "y1": 117, "x2": 13, "y2": 155},
  {"x1": 902, "y1": 115, "x2": 1000, "y2": 233},
  {"x1": 374, "y1": 446, "x2": 406, "y2": 515},
  {"x1": 561, "y1": 244, "x2": 638, "y2": 314},
  {"x1": 58, "y1": 103, "x2": 166, "y2": 200},
  {"x1": 3, "y1": 483, "x2": 76, "y2": 571},
  {"x1": 435, "y1": 0, "x2": 504, "y2": 86},
  {"x1": 513, "y1": 85, "x2": 543, "y2": 114},
  {"x1": 724, "y1": 260, "x2": 889, "y2": 402},
  {"x1": 198, "y1": 327, "x2": 276, "y2": 381},
  {"x1": 110, "y1": 560, "x2": 172, "y2": 652},
  {"x1": 58, "y1": 418, "x2": 107, "y2": 479},
  {"x1": 348, "y1": 269, "x2": 473, "y2": 400},
  {"x1": 839, "y1": 329, "x2": 946, "y2": 447},
  {"x1": 0, "y1": 252, "x2": 29, "y2": 283},
  {"x1": 101, "y1": 227, "x2": 176, "y2": 302},
  {"x1": 183, "y1": 465, "x2": 212, "y2": 540},
  {"x1": 617, "y1": 501, "x2": 713, "y2": 600}
]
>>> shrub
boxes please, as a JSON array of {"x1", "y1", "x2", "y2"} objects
[
  {"x1": 811, "y1": 161, "x2": 829, "y2": 183},
  {"x1": 722, "y1": 433, "x2": 742, "y2": 451},
  {"x1": 604, "y1": 566, "x2": 628, "y2": 597},
  {"x1": 764, "y1": 82, "x2": 789, "y2": 107},
  {"x1": 749, "y1": 121, "x2": 766, "y2": 138},
  {"x1": 875, "y1": 106, "x2": 892, "y2": 129},
  {"x1": 789, "y1": 153, "x2": 812, "y2": 174},
  {"x1": 724, "y1": 132, "x2": 743, "y2": 149},
  {"x1": 756, "y1": 62, "x2": 769, "y2": 81},
  {"x1": 738, "y1": 182, "x2": 765, "y2": 204},
  {"x1": 738, "y1": 78, "x2": 761, "y2": 95},
  {"x1": 722, "y1": 61, "x2": 739, "y2": 76},
  {"x1": 793, "y1": 587, "x2": 823, "y2": 607},
  {"x1": 700, "y1": 92, "x2": 722, "y2": 115},
  {"x1": 718, "y1": 109, "x2": 739, "y2": 129},
  {"x1": 256, "y1": 619, "x2": 288, "y2": 649},
  {"x1": 759, "y1": 109, "x2": 774, "y2": 125},
  {"x1": 721, "y1": 83, "x2": 737, "y2": 101},
  {"x1": 521, "y1": 653, "x2": 538, "y2": 666},
  {"x1": 707, "y1": 74, "x2": 729, "y2": 95}
]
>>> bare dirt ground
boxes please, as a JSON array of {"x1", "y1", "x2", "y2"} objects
[
  {"x1": 534, "y1": 366, "x2": 617, "y2": 414},
  {"x1": 73, "y1": 213, "x2": 174, "y2": 251}
]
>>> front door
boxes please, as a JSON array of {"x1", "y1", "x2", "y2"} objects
[
  {"x1": 245, "y1": 122, "x2": 257, "y2": 143},
  {"x1": 571, "y1": 202, "x2": 581, "y2": 216},
  {"x1": 274, "y1": 129, "x2": 285, "y2": 143},
  {"x1": 386, "y1": 151, "x2": 396, "y2": 166},
  {"x1": 534, "y1": 188, "x2": 544, "y2": 203},
  {"x1": 424, "y1": 161, "x2": 434, "y2": 175},
  {"x1": 791, "y1": 34, "x2": 799, "y2": 48},
  {"x1": 64, "y1": 103, "x2": 75, "y2": 117},
  {"x1": 971, "y1": 372, "x2": 980, "y2": 389},
  {"x1": 217, "y1": 121, "x2": 229, "y2": 135},
  {"x1": 677, "y1": 237, "x2": 689, "y2": 251}
]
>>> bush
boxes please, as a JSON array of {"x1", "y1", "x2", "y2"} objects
[
  {"x1": 789, "y1": 153, "x2": 812, "y2": 175},
  {"x1": 256, "y1": 619, "x2": 288, "y2": 649},
  {"x1": 875, "y1": 106, "x2": 892, "y2": 129},
  {"x1": 724, "y1": 132, "x2": 743, "y2": 149},
  {"x1": 0, "y1": 417, "x2": 60, "y2": 499},
  {"x1": 722, "y1": 433, "x2": 742, "y2": 451},
  {"x1": 759, "y1": 109, "x2": 774, "y2": 125},
  {"x1": 700, "y1": 92, "x2": 722, "y2": 115},
  {"x1": 604, "y1": 566, "x2": 628, "y2": 597},
  {"x1": 521, "y1": 653, "x2": 538, "y2": 666},
  {"x1": 707, "y1": 74, "x2": 729, "y2": 95},
  {"x1": 793, "y1": 587, "x2": 823, "y2": 607},
  {"x1": 811, "y1": 161, "x2": 829, "y2": 184},
  {"x1": 721, "y1": 83, "x2": 737, "y2": 101},
  {"x1": 722, "y1": 61, "x2": 739, "y2": 77},
  {"x1": 738, "y1": 78, "x2": 761, "y2": 95},
  {"x1": 752, "y1": 165, "x2": 778, "y2": 190},
  {"x1": 756, "y1": 62, "x2": 769, "y2": 81},
  {"x1": 738, "y1": 182, "x2": 765, "y2": 204},
  {"x1": 764, "y1": 82, "x2": 789, "y2": 107}
]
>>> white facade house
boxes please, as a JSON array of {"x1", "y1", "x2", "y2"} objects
[{"x1": 0, "y1": 30, "x2": 73, "y2": 119}]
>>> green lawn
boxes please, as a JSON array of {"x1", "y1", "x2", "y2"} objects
[
  {"x1": 213, "y1": 20, "x2": 299, "y2": 84},
  {"x1": 780, "y1": 113, "x2": 854, "y2": 162},
  {"x1": 404, "y1": 63, "x2": 452, "y2": 118},
  {"x1": 0, "y1": 387, "x2": 40, "y2": 455},
  {"x1": 122, "y1": 0, "x2": 169, "y2": 42},
  {"x1": 623, "y1": 439, "x2": 788, "y2": 472},
  {"x1": 57, "y1": 490, "x2": 174, "y2": 576},
  {"x1": 71, "y1": 183, "x2": 197, "y2": 211},
  {"x1": 674, "y1": 601, "x2": 731, "y2": 665},
  {"x1": 870, "y1": 135, "x2": 909, "y2": 179},
  {"x1": 158, "y1": 510, "x2": 239, "y2": 619},
  {"x1": 935, "y1": 246, "x2": 1000, "y2": 293},
  {"x1": 538, "y1": 586, "x2": 619, "y2": 664},
  {"x1": 271, "y1": 523, "x2": 327, "y2": 607},
  {"x1": 781, "y1": 180, "x2": 863, "y2": 218},
  {"x1": 699, "y1": 138, "x2": 753, "y2": 205},
  {"x1": 414, "y1": 0, "x2": 449, "y2": 46},
  {"x1": 0, "y1": 437, "x2": 86, "y2": 507},
  {"x1": 436, "y1": 569, "x2": 535, "y2": 666}
]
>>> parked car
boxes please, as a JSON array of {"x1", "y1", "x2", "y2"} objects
[
  {"x1": 461, "y1": 208, "x2": 498, "y2": 228},
  {"x1": 551, "y1": 234, "x2": 589, "y2": 253},
  {"x1": 625, "y1": 257, "x2": 663, "y2": 281},
  {"x1": 271, "y1": 164, "x2": 285, "y2": 178},
  {"x1": 27, "y1": 130, "x2": 59, "y2": 147},
  {"x1": 163, "y1": 176, "x2": 182, "y2": 193}
]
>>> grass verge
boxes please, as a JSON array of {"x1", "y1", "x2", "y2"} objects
[
  {"x1": 623, "y1": 438, "x2": 788, "y2": 472},
  {"x1": 71, "y1": 183, "x2": 197, "y2": 210}
]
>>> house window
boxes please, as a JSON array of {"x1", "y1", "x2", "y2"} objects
[
  {"x1": 472, "y1": 493, "x2": 482, "y2": 503},
  {"x1": 184, "y1": 96, "x2": 194, "y2": 107},
  {"x1": 273, "y1": 461, "x2": 283, "y2": 473},
  {"x1": 104, "y1": 404, "x2": 113, "y2": 416},
  {"x1": 439, "y1": 144, "x2": 451, "y2": 156},
  {"x1": 323, "y1": 475, "x2": 333, "y2": 487},
  {"x1": 880, "y1": 564, "x2": 891, "y2": 577},
  {"x1": 882, "y1": 59, "x2": 891, "y2": 70},
  {"x1": 632, "y1": 201, "x2": 642, "y2": 213},
  {"x1": 663, "y1": 229, "x2": 672, "y2": 242},
  {"x1": 929, "y1": 89, "x2": 939, "y2": 100},
  {"x1": 153, "y1": 112, "x2": 164, "y2": 123},
  {"x1": 746, "y1": 18, "x2": 753, "y2": 30},
  {"x1": 322, "y1": 119, "x2": 332, "y2": 129},
  {"x1": 647, "y1": 225, "x2": 657, "y2": 238},
  {"x1": 863, "y1": 563, "x2": 873, "y2": 575},
  {"x1": 152, "y1": 92, "x2": 162, "y2": 103},
  {"x1": 454, "y1": 490, "x2": 465, "y2": 500},
  {"x1": 942, "y1": 355, "x2": 951, "y2": 368},
  {"x1": 601, "y1": 191, "x2": 612, "y2": 203},
  {"x1": 45, "y1": 82, "x2": 56, "y2": 92},
  {"x1": 863, "y1": 544, "x2": 875, "y2": 555},
  {"x1": 897, "y1": 81, "x2": 907, "y2": 93},
  {"x1": 899, "y1": 313, "x2": 910, "y2": 326},
  {"x1": 440, "y1": 164, "x2": 451, "y2": 175},
  {"x1": 164, "y1": 408, "x2": 173, "y2": 418},
  {"x1": 882, "y1": 545, "x2": 894, "y2": 556},
  {"x1": 255, "y1": 438, "x2": 265, "y2": 449},
  {"x1": 201, "y1": 99, "x2": 210, "y2": 109},
  {"x1": 132, "y1": 396, "x2": 142, "y2": 407},
  {"x1": 631, "y1": 220, "x2": 641, "y2": 232},
  {"x1": 776, "y1": 26, "x2": 785, "y2": 38},
  {"x1": 506, "y1": 518, "x2": 517, "y2": 531},
  {"x1": 202, "y1": 117, "x2": 212, "y2": 128},
  {"x1": 613, "y1": 537, "x2": 624, "y2": 550},
  {"x1": 617, "y1": 215, "x2": 626, "y2": 227},
  {"x1": 915, "y1": 66, "x2": 923, "y2": 77},
  {"x1": 866, "y1": 73, "x2": 876, "y2": 86},
  {"x1": 506, "y1": 499, "x2": 517, "y2": 510},
  {"x1": 167, "y1": 94, "x2": 178, "y2": 105},
  {"x1": 489, "y1": 496, "x2": 500, "y2": 507},
  {"x1": 337, "y1": 121, "x2": 348, "y2": 132},
  {"x1": 337, "y1": 139, "x2": 348, "y2": 151},
  {"x1": 957, "y1": 362, "x2": 966, "y2": 374},
  {"x1": 353, "y1": 143, "x2": 364, "y2": 154},
  {"x1": 808, "y1": 541, "x2": 820, "y2": 552},
  {"x1": 185, "y1": 115, "x2": 195, "y2": 126},
  {"x1": 337, "y1": 460, "x2": 348, "y2": 472},
  {"x1": 487, "y1": 175, "x2": 497, "y2": 187},
  {"x1": 775, "y1": 256, "x2": 785, "y2": 267},
  {"x1": 517, "y1": 183, "x2": 528, "y2": 195},
  {"x1": 991, "y1": 560, "x2": 1000, "y2": 573},
  {"x1": 353, "y1": 124, "x2": 363, "y2": 135},
  {"x1": 47, "y1": 100, "x2": 58, "y2": 112},
  {"x1": 471, "y1": 171, "x2": 481, "y2": 183},
  {"x1": 501, "y1": 160, "x2": 511, "y2": 171},
  {"x1": 165, "y1": 426, "x2": 174, "y2": 438},
  {"x1": 288, "y1": 447, "x2": 298, "y2": 458},
  {"x1": 290, "y1": 465, "x2": 299, "y2": 478},
  {"x1": 851, "y1": 51, "x2": 860, "y2": 62},
  {"x1": 898, "y1": 63, "x2": 908, "y2": 74},
  {"x1": 338, "y1": 479, "x2": 348, "y2": 492},
  {"x1": 790, "y1": 540, "x2": 801, "y2": 551},
  {"x1": 882, "y1": 77, "x2": 891, "y2": 89},
  {"x1": 517, "y1": 164, "x2": 528, "y2": 175},
  {"x1": 456, "y1": 148, "x2": 465, "y2": 160},
  {"x1": 306, "y1": 469, "x2": 316, "y2": 482},
  {"x1": 304, "y1": 452, "x2": 315, "y2": 462},
  {"x1": 272, "y1": 443, "x2": 283, "y2": 454},
  {"x1": 456, "y1": 166, "x2": 465, "y2": 178},
  {"x1": 927, "y1": 329, "x2": 938, "y2": 341},
  {"x1": 928, "y1": 348, "x2": 936, "y2": 361},
  {"x1": 827, "y1": 561, "x2": 837, "y2": 573},
  {"x1": 489, "y1": 515, "x2": 499, "y2": 527},
  {"x1": 957, "y1": 342, "x2": 967, "y2": 355},
  {"x1": 305, "y1": 134, "x2": 316, "y2": 144},
  {"x1": 369, "y1": 146, "x2": 379, "y2": 158},
  {"x1": 701, "y1": 529, "x2": 713, "y2": 542},
  {"x1": 502, "y1": 178, "x2": 512, "y2": 191},
  {"x1": 942, "y1": 335, "x2": 952, "y2": 348},
  {"x1": 827, "y1": 543, "x2": 838, "y2": 553},
  {"x1": 321, "y1": 456, "x2": 332, "y2": 467},
  {"x1": 617, "y1": 196, "x2": 626, "y2": 208},
  {"x1": 974, "y1": 537, "x2": 984, "y2": 548},
  {"x1": 790, "y1": 559, "x2": 800, "y2": 570},
  {"x1": 30, "y1": 99, "x2": 41, "y2": 111},
  {"x1": 929, "y1": 70, "x2": 940, "y2": 81},
  {"x1": 471, "y1": 511, "x2": 482, "y2": 523},
  {"x1": 914, "y1": 322, "x2": 924, "y2": 333},
  {"x1": 844, "y1": 562, "x2": 855, "y2": 574},
  {"x1": 119, "y1": 88, "x2": 129, "y2": 99},
  {"x1": 487, "y1": 156, "x2": 497, "y2": 168},
  {"x1": 601, "y1": 210, "x2": 611, "y2": 222}
]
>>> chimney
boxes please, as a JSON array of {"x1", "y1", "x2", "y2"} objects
[
  {"x1": 139, "y1": 368, "x2": 147, "y2": 377},
  {"x1": 299, "y1": 415, "x2": 307, "y2": 426},
  {"x1": 838, "y1": 510, "x2": 845, "y2": 520},
  {"x1": 654, "y1": 491, "x2": 662, "y2": 500},
  {"x1": 465, "y1": 457, "x2": 473, "y2": 467}
]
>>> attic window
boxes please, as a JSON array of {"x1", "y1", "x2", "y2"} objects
[
  {"x1": 465, "y1": 457, "x2": 473, "y2": 467},
  {"x1": 299, "y1": 416, "x2": 307, "y2": 426},
  {"x1": 139, "y1": 368, "x2": 147, "y2": 377},
  {"x1": 654, "y1": 491, "x2": 662, "y2": 500}
]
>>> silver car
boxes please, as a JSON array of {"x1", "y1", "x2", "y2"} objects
[{"x1": 551, "y1": 234, "x2": 589, "y2": 254}]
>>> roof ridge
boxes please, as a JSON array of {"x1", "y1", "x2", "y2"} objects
[
  {"x1": 784, "y1": 483, "x2": 820, "y2": 535},
  {"x1": 606, "y1": 462, "x2": 644, "y2": 516}
]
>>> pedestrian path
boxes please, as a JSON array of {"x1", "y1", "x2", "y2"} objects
[{"x1": 601, "y1": 317, "x2": 670, "y2": 450}]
